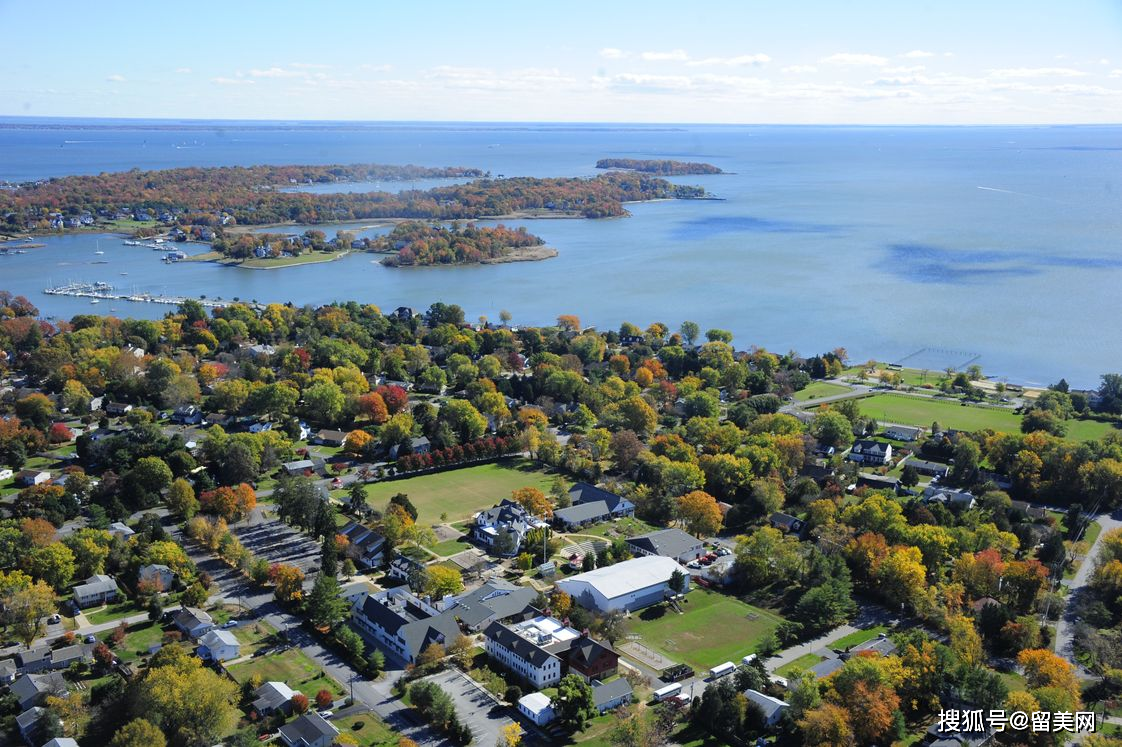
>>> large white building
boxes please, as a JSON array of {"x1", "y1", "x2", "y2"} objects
[{"x1": 556, "y1": 555, "x2": 689, "y2": 612}]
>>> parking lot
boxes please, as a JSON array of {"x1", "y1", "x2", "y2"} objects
[
  {"x1": 421, "y1": 669, "x2": 516, "y2": 746},
  {"x1": 232, "y1": 509, "x2": 322, "y2": 577}
]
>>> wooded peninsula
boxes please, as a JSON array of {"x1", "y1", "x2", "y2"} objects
[
  {"x1": 371, "y1": 222, "x2": 550, "y2": 266},
  {"x1": 0, "y1": 163, "x2": 709, "y2": 232},
  {"x1": 595, "y1": 158, "x2": 723, "y2": 175}
]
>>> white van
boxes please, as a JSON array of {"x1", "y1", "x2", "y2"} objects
[
  {"x1": 741, "y1": 654, "x2": 757, "y2": 666},
  {"x1": 653, "y1": 683, "x2": 683, "y2": 702},
  {"x1": 709, "y1": 661, "x2": 736, "y2": 680}
]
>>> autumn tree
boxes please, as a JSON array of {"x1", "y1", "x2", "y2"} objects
[
  {"x1": 798, "y1": 703, "x2": 853, "y2": 747},
  {"x1": 167, "y1": 477, "x2": 199, "y2": 519},
  {"x1": 423, "y1": 565, "x2": 465, "y2": 598},
  {"x1": 676, "y1": 490, "x2": 723, "y2": 537},
  {"x1": 109, "y1": 718, "x2": 168, "y2": 747},
  {"x1": 497, "y1": 722, "x2": 522, "y2": 747},
  {"x1": 511, "y1": 486, "x2": 553, "y2": 518},
  {"x1": 269, "y1": 563, "x2": 305, "y2": 602},
  {"x1": 7, "y1": 579, "x2": 56, "y2": 647},
  {"x1": 131, "y1": 647, "x2": 239, "y2": 745}
]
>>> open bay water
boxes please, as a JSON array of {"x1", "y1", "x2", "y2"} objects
[{"x1": 1, "y1": 118, "x2": 1121, "y2": 387}]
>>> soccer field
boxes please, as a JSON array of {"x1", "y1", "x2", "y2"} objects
[
  {"x1": 625, "y1": 589, "x2": 785, "y2": 671},
  {"x1": 360, "y1": 457, "x2": 555, "y2": 524}
]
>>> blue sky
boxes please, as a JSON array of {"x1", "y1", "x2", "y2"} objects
[{"x1": 3, "y1": 0, "x2": 1122, "y2": 123}]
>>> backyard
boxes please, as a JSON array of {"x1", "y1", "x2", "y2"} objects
[
  {"x1": 112, "y1": 621, "x2": 166, "y2": 663},
  {"x1": 359, "y1": 458, "x2": 555, "y2": 524},
  {"x1": 227, "y1": 646, "x2": 345, "y2": 700},
  {"x1": 330, "y1": 713, "x2": 399, "y2": 747},
  {"x1": 624, "y1": 589, "x2": 785, "y2": 672}
]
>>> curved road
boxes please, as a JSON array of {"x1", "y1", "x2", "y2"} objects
[{"x1": 1054, "y1": 508, "x2": 1122, "y2": 676}]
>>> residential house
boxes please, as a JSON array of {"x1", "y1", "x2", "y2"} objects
[
  {"x1": 338, "y1": 521, "x2": 386, "y2": 570},
  {"x1": 252, "y1": 680, "x2": 297, "y2": 716},
  {"x1": 908, "y1": 459, "x2": 950, "y2": 478},
  {"x1": 391, "y1": 306, "x2": 416, "y2": 321},
  {"x1": 387, "y1": 555, "x2": 425, "y2": 584},
  {"x1": 567, "y1": 483, "x2": 635, "y2": 518},
  {"x1": 922, "y1": 485, "x2": 976, "y2": 510},
  {"x1": 105, "y1": 402, "x2": 133, "y2": 417},
  {"x1": 43, "y1": 737, "x2": 80, "y2": 747},
  {"x1": 171, "y1": 404, "x2": 203, "y2": 425},
  {"x1": 313, "y1": 429, "x2": 348, "y2": 447},
  {"x1": 14, "y1": 470, "x2": 51, "y2": 487},
  {"x1": 108, "y1": 522, "x2": 135, "y2": 540},
  {"x1": 556, "y1": 555, "x2": 689, "y2": 613},
  {"x1": 473, "y1": 499, "x2": 549, "y2": 556},
  {"x1": 16, "y1": 707, "x2": 48, "y2": 746},
  {"x1": 484, "y1": 613, "x2": 616, "y2": 689},
  {"x1": 553, "y1": 502, "x2": 618, "y2": 530},
  {"x1": 49, "y1": 644, "x2": 92, "y2": 670},
  {"x1": 71, "y1": 574, "x2": 119, "y2": 608},
  {"x1": 11, "y1": 671, "x2": 68, "y2": 710},
  {"x1": 278, "y1": 711, "x2": 340, "y2": 747},
  {"x1": 1010, "y1": 500, "x2": 1047, "y2": 520},
  {"x1": 138, "y1": 563, "x2": 176, "y2": 592},
  {"x1": 282, "y1": 458, "x2": 319, "y2": 477},
  {"x1": 625, "y1": 528, "x2": 706, "y2": 564},
  {"x1": 198, "y1": 629, "x2": 240, "y2": 661},
  {"x1": 592, "y1": 679, "x2": 633, "y2": 713},
  {"x1": 444, "y1": 578, "x2": 537, "y2": 631},
  {"x1": 769, "y1": 512, "x2": 805, "y2": 535},
  {"x1": 172, "y1": 606, "x2": 215, "y2": 638},
  {"x1": 884, "y1": 424, "x2": 923, "y2": 441},
  {"x1": 204, "y1": 412, "x2": 233, "y2": 428},
  {"x1": 848, "y1": 440, "x2": 893, "y2": 465},
  {"x1": 743, "y1": 689, "x2": 790, "y2": 727},
  {"x1": 15, "y1": 646, "x2": 52, "y2": 674},
  {"x1": 389, "y1": 436, "x2": 432, "y2": 460},
  {"x1": 349, "y1": 588, "x2": 462, "y2": 664},
  {"x1": 518, "y1": 692, "x2": 556, "y2": 726},
  {"x1": 0, "y1": 658, "x2": 16, "y2": 684}
]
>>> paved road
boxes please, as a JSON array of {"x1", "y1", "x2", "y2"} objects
[{"x1": 1054, "y1": 508, "x2": 1122, "y2": 676}]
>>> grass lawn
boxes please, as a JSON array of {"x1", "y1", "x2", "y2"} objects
[
  {"x1": 1000, "y1": 671, "x2": 1028, "y2": 692},
  {"x1": 794, "y1": 381, "x2": 853, "y2": 401},
  {"x1": 776, "y1": 653, "x2": 825, "y2": 678},
  {"x1": 830, "y1": 625, "x2": 889, "y2": 650},
  {"x1": 227, "y1": 646, "x2": 345, "y2": 700},
  {"x1": 359, "y1": 458, "x2": 554, "y2": 524},
  {"x1": 114, "y1": 621, "x2": 166, "y2": 663},
  {"x1": 85, "y1": 599, "x2": 144, "y2": 626},
  {"x1": 860, "y1": 394, "x2": 1023, "y2": 433},
  {"x1": 237, "y1": 250, "x2": 350, "y2": 269},
  {"x1": 1065, "y1": 418, "x2": 1121, "y2": 442},
  {"x1": 232, "y1": 619, "x2": 279, "y2": 656},
  {"x1": 330, "y1": 713, "x2": 399, "y2": 746},
  {"x1": 430, "y1": 536, "x2": 473, "y2": 557},
  {"x1": 581, "y1": 516, "x2": 658, "y2": 539},
  {"x1": 626, "y1": 589, "x2": 785, "y2": 671}
]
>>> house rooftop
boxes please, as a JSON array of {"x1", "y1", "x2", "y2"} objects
[
  {"x1": 626, "y1": 528, "x2": 702, "y2": 558},
  {"x1": 592, "y1": 678, "x2": 633, "y2": 708},
  {"x1": 560, "y1": 555, "x2": 683, "y2": 600},
  {"x1": 277, "y1": 711, "x2": 339, "y2": 744}
]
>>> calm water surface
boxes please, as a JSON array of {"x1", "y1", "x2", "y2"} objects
[{"x1": 1, "y1": 119, "x2": 1120, "y2": 386}]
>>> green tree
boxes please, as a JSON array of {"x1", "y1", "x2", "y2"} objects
[
  {"x1": 109, "y1": 718, "x2": 168, "y2": 747},
  {"x1": 552, "y1": 674, "x2": 596, "y2": 730},
  {"x1": 167, "y1": 478, "x2": 199, "y2": 519},
  {"x1": 811, "y1": 410, "x2": 854, "y2": 449},
  {"x1": 25, "y1": 543, "x2": 76, "y2": 590},
  {"x1": 306, "y1": 574, "x2": 349, "y2": 629},
  {"x1": 302, "y1": 380, "x2": 346, "y2": 425}
]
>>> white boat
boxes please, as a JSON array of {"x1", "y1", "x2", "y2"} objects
[
  {"x1": 94, "y1": 240, "x2": 104, "y2": 255},
  {"x1": 89, "y1": 299, "x2": 100, "y2": 304}
]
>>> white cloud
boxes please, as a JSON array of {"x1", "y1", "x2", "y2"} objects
[
  {"x1": 781, "y1": 65, "x2": 818, "y2": 74},
  {"x1": 1100, "y1": 58, "x2": 1111, "y2": 65},
  {"x1": 289, "y1": 62, "x2": 331, "y2": 69},
  {"x1": 359, "y1": 63, "x2": 393, "y2": 72},
  {"x1": 174, "y1": 67, "x2": 192, "y2": 75},
  {"x1": 687, "y1": 53, "x2": 770, "y2": 67},
  {"x1": 609, "y1": 72, "x2": 693, "y2": 90},
  {"x1": 599, "y1": 47, "x2": 628, "y2": 60},
  {"x1": 1111, "y1": 69, "x2": 1122, "y2": 78},
  {"x1": 820, "y1": 53, "x2": 888, "y2": 66},
  {"x1": 249, "y1": 67, "x2": 304, "y2": 78},
  {"x1": 212, "y1": 77, "x2": 255, "y2": 86},
  {"x1": 640, "y1": 49, "x2": 689, "y2": 62},
  {"x1": 903, "y1": 50, "x2": 935, "y2": 59},
  {"x1": 988, "y1": 67, "x2": 1088, "y2": 79},
  {"x1": 882, "y1": 65, "x2": 926, "y2": 74},
  {"x1": 106, "y1": 74, "x2": 125, "y2": 82}
]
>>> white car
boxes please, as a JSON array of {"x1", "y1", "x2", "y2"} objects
[
  {"x1": 317, "y1": 710, "x2": 333, "y2": 719},
  {"x1": 221, "y1": 620, "x2": 238, "y2": 629}
]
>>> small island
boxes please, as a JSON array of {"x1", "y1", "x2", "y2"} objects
[
  {"x1": 371, "y1": 222, "x2": 555, "y2": 266},
  {"x1": 595, "y1": 158, "x2": 723, "y2": 175}
]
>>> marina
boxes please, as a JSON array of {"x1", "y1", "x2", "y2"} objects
[{"x1": 42, "y1": 281, "x2": 265, "y2": 309}]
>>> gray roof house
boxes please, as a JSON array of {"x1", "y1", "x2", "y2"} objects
[
  {"x1": 172, "y1": 606, "x2": 215, "y2": 638},
  {"x1": 278, "y1": 711, "x2": 340, "y2": 747},
  {"x1": 568, "y1": 483, "x2": 635, "y2": 516},
  {"x1": 16, "y1": 706, "x2": 48, "y2": 745},
  {"x1": 922, "y1": 485, "x2": 976, "y2": 510},
  {"x1": 252, "y1": 680, "x2": 297, "y2": 716},
  {"x1": 338, "y1": 521, "x2": 386, "y2": 569},
  {"x1": 744, "y1": 688, "x2": 790, "y2": 727},
  {"x1": 883, "y1": 424, "x2": 923, "y2": 441},
  {"x1": 473, "y1": 499, "x2": 549, "y2": 556},
  {"x1": 592, "y1": 678, "x2": 633, "y2": 713},
  {"x1": 12, "y1": 671, "x2": 68, "y2": 710},
  {"x1": 15, "y1": 646, "x2": 52, "y2": 673},
  {"x1": 626, "y1": 528, "x2": 706, "y2": 563},
  {"x1": 446, "y1": 579, "x2": 537, "y2": 631},
  {"x1": 71, "y1": 574, "x2": 119, "y2": 608},
  {"x1": 350, "y1": 588, "x2": 462, "y2": 664},
  {"x1": 138, "y1": 563, "x2": 176, "y2": 592},
  {"x1": 848, "y1": 440, "x2": 893, "y2": 465}
]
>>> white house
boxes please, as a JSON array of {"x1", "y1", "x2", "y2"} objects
[
  {"x1": 198, "y1": 629, "x2": 240, "y2": 661},
  {"x1": 0, "y1": 468, "x2": 12, "y2": 481},
  {"x1": 744, "y1": 689, "x2": 790, "y2": 727},
  {"x1": 847, "y1": 439, "x2": 893, "y2": 466},
  {"x1": 884, "y1": 424, "x2": 923, "y2": 442},
  {"x1": 71, "y1": 574, "x2": 119, "y2": 608},
  {"x1": 108, "y1": 521, "x2": 135, "y2": 540},
  {"x1": 252, "y1": 680, "x2": 297, "y2": 716},
  {"x1": 350, "y1": 588, "x2": 461, "y2": 664},
  {"x1": 518, "y1": 692, "x2": 555, "y2": 726},
  {"x1": 473, "y1": 499, "x2": 548, "y2": 556},
  {"x1": 557, "y1": 555, "x2": 689, "y2": 612},
  {"x1": 484, "y1": 616, "x2": 575, "y2": 689},
  {"x1": 15, "y1": 470, "x2": 51, "y2": 487}
]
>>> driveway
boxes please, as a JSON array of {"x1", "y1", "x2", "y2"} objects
[{"x1": 1054, "y1": 508, "x2": 1122, "y2": 676}]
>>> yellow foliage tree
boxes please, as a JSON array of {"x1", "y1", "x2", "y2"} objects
[{"x1": 676, "y1": 490, "x2": 723, "y2": 537}]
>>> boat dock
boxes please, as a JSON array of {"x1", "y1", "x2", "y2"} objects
[{"x1": 42, "y1": 281, "x2": 265, "y2": 310}]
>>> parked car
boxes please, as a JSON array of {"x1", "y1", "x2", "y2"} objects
[
  {"x1": 48, "y1": 614, "x2": 61, "y2": 624},
  {"x1": 221, "y1": 620, "x2": 238, "y2": 629},
  {"x1": 84, "y1": 634, "x2": 96, "y2": 643}
]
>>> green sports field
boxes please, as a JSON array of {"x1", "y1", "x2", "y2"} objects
[
  {"x1": 626, "y1": 589, "x2": 785, "y2": 671},
  {"x1": 360, "y1": 457, "x2": 554, "y2": 524}
]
